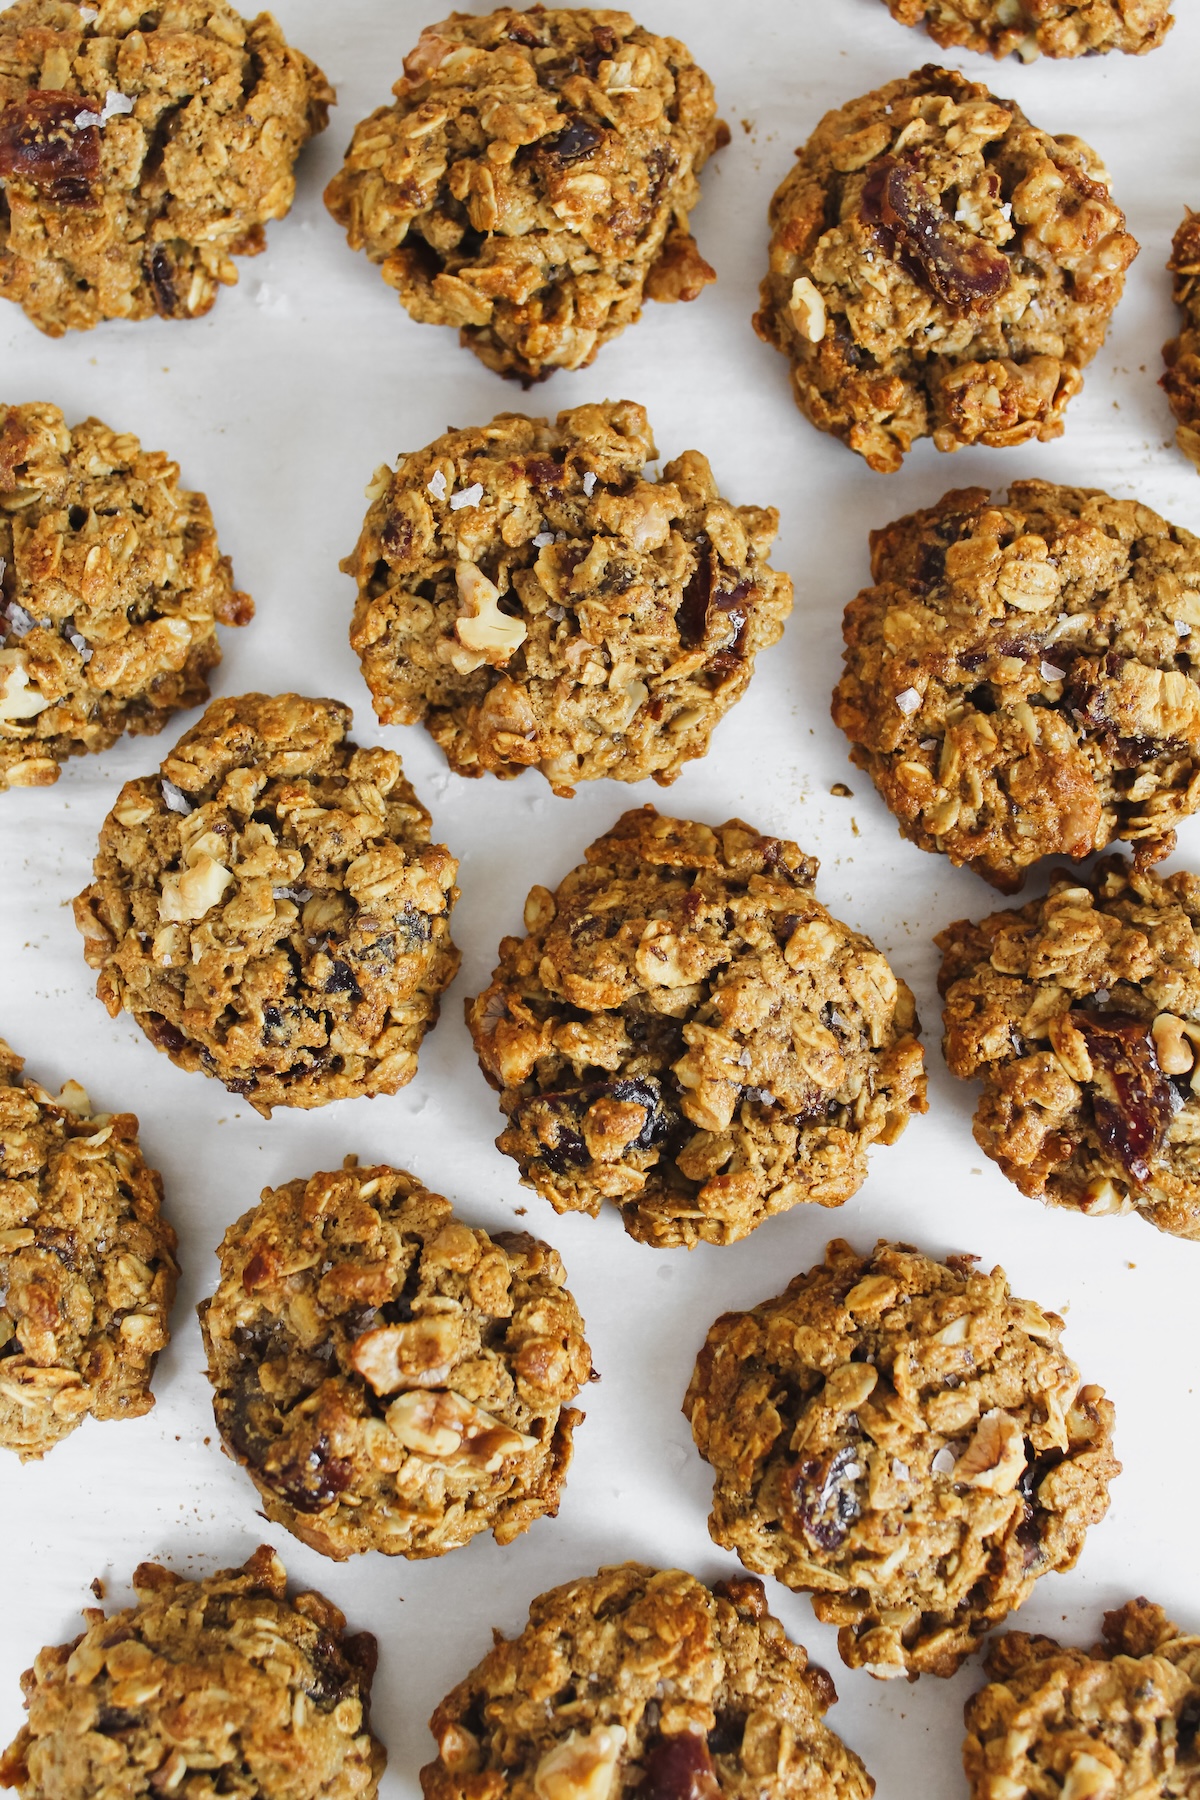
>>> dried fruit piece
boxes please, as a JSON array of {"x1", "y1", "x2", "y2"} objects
[
  {"x1": 0, "y1": 90, "x2": 99, "y2": 193},
  {"x1": 866, "y1": 159, "x2": 1011, "y2": 313},
  {"x1": 1070, "y1": 1011, "x2": 1178, "y2": 1185}
]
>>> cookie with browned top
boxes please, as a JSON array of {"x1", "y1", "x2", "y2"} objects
[
  {"x1": 754, "y1": 67, "x2": 1137, "y2": 471},
  {"x1": 73, "y1": 693, "x2": 460, "y2": 1115},
  {"x1": 1162, "y1": 208, "x2": 1200, "y2": 474},
  {"x1": 880, "y1": 0, "x2": 1173, "y2": 59},
  {"x1": 683, "y1": 1238, "x2": 1119, "y2": 1681}
]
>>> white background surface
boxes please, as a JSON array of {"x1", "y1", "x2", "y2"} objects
[{"x1": 2, "y1": 2, "x2": 1199, "y2": 1794}]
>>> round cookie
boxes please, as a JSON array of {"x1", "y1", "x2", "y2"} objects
[
  {"x1": 0, "y1": 1545, "x2": 386, "y2": 1799},
  {"x1": 421, "y1": 1563, "x2": 873, "y2": 1800},
  {"x1": 466, "y1": 806, "x2": 926, "y2": 1249},
  {"x1": 344, "y1": 403, "x2": 792, "y2": 796},
  {"x1": 324, "y1": 8, "x2": 723, "y2": 382},
  {"x1": 0, "y1": 1037, "x2": 177, "y2": 1461},
  {"x1": 879, "y1": 0, "x2": 1173, "y2": 58},
  {"x1": 832, "y1": 481, "x2": 1200, "y2": 893},
  {"x1": 754, "y1": 66, "x2": 1137, "y2": 472},
  {"x1": 199, "y1": 1161, "x2": 592, "y2": 1560},
  {"x1": 683, "y1": 1238, "x2": 1119, "y2": 1680},
  {"x1": 0, "y1": 402, "x2": 253, "y2": 792},
  {"x1": 0, "y1": 0, "x2": 332, "y2": 335},
  {"x1": 73, "y1": 693, "x2": 460, "y2": 1115},
  {"x1": 1162, "y1": 207, "x2": 1200, "y2": 474}
]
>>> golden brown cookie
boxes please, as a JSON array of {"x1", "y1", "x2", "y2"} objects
[
  {"x1": 1162, "y1": 208, "x2": 1200, "y2": 473},
  {"x1": 880, "y1": 0, "x2": 1173, "y2": 58}
]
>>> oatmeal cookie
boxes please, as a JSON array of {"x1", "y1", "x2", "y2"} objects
[
  {"x1": 0, "y1": 1544, "x2": 386, "y2": 1799},
  {"x1": 1162, "y1": 208, "x2": 1200, "y2": 474},
  {"x1": 0, "y1": 402, "x2": 253, "y2": 792},
  {"x1": 0, "y1": 0, "x2": 332, "y2": 336},
  {"x1": 324, "y1": 8, "x2": 722, "y2": 383},
  {"x1": 832, "y1": 482, "x2": 1200, "y2": 893},
  {"x1": 344, "y1": 402, "x2": 793, "y2": 796},
  {"x1": 421, "y1": 1563, "x2": 874, "y2": 1800},
  {"x1": 683, "y1": 1238, "x2": 1119, "y2": 1681},
  {"x1": 754, "y1": 66, "x2": 1137, "y2": 472},
  {"x1": 199, "y1": 1161, "x2": 591, "y2": 1561},
  {"x1": 879, "y1": 0, "x2": 1173, "y2": 59},
  {"x1": 466, "y1": 807, "x2": 926, "y2": 1249},
  {"x1": 73, "y1": 693, "x2": 460, "y2": 1115},
  {"x1": 964, "y1": 1600, "x2": 1200, "y2": 1800},
  {"x1": 0, "y1": 1037, "x2": 177, "y2": 1461}
]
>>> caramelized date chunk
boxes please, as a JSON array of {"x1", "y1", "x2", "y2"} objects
[
  {"x1": 641, "y1": 1731, "x2": 721, "y2": 1800},
  {"x1": 865, "y1": 158, "x2": 1011, "y2": 314},
  {"x1": 0, "y1": 91, "x2": 99, "y2": 190},
  {"x1": 540, "y1": 116, "x2": 604, "y2": 164},
  {"x1": 1071, "y1": 1011, "x2": 1179, "y2": 1185},
  {"x1": 784, "y1": 1443, "x2": 863, "y2": 1552}
]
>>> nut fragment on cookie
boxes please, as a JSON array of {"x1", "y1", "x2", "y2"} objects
[
  {"x1": 879, "y1": 0, "x2": 1173, "y2": 58},
  {"x1": 324, "y1": 9, "x2": 723, "y2": 381},
  {"x1": 343, "y1": 403, "x2": 793, "y2": 795},
  {"x1": 72, "y1": 693, "x2": 461, "y2": 1115},
  {"x1": 466, "y1": 806, "x2": 926, "y2": 1249},
  {"x1": 199, "y1": 1163, "x2": 592, "y2": 1560},
  {"x1": 1162, "y1": 207, "x2": 1200, "y2": 474},
  {"x1": 0, "y1": 1545, "x2": 386, "y2": 1798},
  {"x1": 683, "y1": 1239, "x2": 1119, "y2": 1679},
  {"x1": 754, "y1": 66, "x2": 1137, "y2": 471},
  {"x1": 419, "y1": 1563, "x2": 873, "y2": 1800}
]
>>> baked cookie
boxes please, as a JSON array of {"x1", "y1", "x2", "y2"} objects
[
  {"x1": 73, "y1": 693, "x2": 460, "y2": 1115},
  {"x1": 879, "y1": 0, "x2": 1173, "y2": 58},
  {"x1": 964, "y1": 1600, "x2": 1200, "y2": 1800},
  {"x1": 0, "y1": 1544, "x2": 386, "y2": 1799},
  {"x1": 421, "y1": 1563, "x2": 874, "y2": 1800},
  {"x1": 0, "y1": 402, "x2": 253, "y2": 792},
  {"x1": 683, "y1": 1238, "x2": 1119, "y2": 1680},
  {"x1": 467, "y1": 807, "x2": 926, "y2": 1249},
  {"x1": 344, "y1": 402, "x2": 793, "y2": 796},
  {"x1": 0, "y1": 1038, "x2": 177, "y2": 1461},
  {"x1": 754, "y1": 67, "x2": 1137, "y2": 472},
  {"x1": 324, "y1": 8, "x2": 723, "y2": 383},
  {"x1": 832, "y1": 482, "x2": 1200, "y2": 893},
  {"x1": 0, "y1": 0, "x2": 332, "y2": 336},
  {"x1": 199, "y1": 1161, "x2": 591, "y2": 1561},
  {"x1": 1162, "y1": 208, "x2": 1200, "y2": 473}
]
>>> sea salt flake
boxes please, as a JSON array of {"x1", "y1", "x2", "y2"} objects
[
  {"x1": 1095, "y1": 987, "x2": 1110, "y2": 1003},
  {"x1": 427, "y1": 469, "x2": 447, "y2": 501},
  {"x1": 1040, "y1": 658, "x2": 1066, "y2": 681},
  {"x1": 161, "y1": 780, "x2": 193, "y2": 815},
  {"x1": 896, "y1": 687, "x2": 922, "y2": 715},
  {"x1": 582, "y1": 470, "x2": 597, "y2": 497},
  {"x1": 1000, "y1": 202, "x2": 1012, "y2": 221},
  {"x1": 449, "y1": 481, "x2": 484, "y2": 511},
  {"x1": 892, "y1": 1459, "x2": 910, "y2": 1481},
  {"x1": 76, "y1": 89, "x2": 134, "y2": 128},
  {"x1": 273, "y1": 885, "x2": 312, "y2": 902},
  {"x1": 532, "y1": 531, "x2": 554, "y2": 547},
  {"x1": 1177, "y1": 620, "x2": 1192, "y2": 637},
  {"x1": 843, "y1": 1462, "x2": 862, "y2": 1481},
  {"x1": 79, "y1": 4, "x2": 99, "y2": 16},
  {"x1": 931, "y1": 1447, "x2": 956, "y2": 1476},
  {"x1": 919, "y1": 737, "x2": 937, "y2": 751},
  {"x1": 5, "y1": 602, "x2": 37, "y2": 638}
]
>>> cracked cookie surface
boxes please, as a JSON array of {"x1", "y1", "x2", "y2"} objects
[
  {"x1": 324, "y1": 8, "x2": 722, "y2": 382},
  {"x1": 0, "y1": 0, "x2": 332, "y2": 336},
  {"x1": 421, "y1": 1563, "x2": 874, "y2": 1800},
  {"x1": 199, "y1": 1162, "x2": 591, "y2": 1561},
  {"x1": 73, "y1": 693, "x2": 460, "y2": 1116},
  {"x1": 832, "y1": 482, "x2": 1200, "y2": 892},
  {"x1": 880, "y1": 0, "x2": 1173, "y2": 59},
  {"x1": 466, "y1": 807, "x2": 925, "y2": 1249},
  {"x1": 754, "y1": 66, "x2": 1137, "y2": 471},
  {"x1": 0, "y1": 402, "x2": 252, "y2": 792},
  {"x1": 0, "y1": 1545, "x2": 386, "y2": 1799},
  {"x1": 683, "y1": 1238, "x2": 1119, "y2": 1681},
  {"x1": 1163, "y1": 208, "x2": 1200, "y2": 475},
  {"x1": 0, "y1": 1037, "x2": 177, "y2": 1461},
  {"x1": 344, "y1": 403, "x2": 792, "y2": 796}
]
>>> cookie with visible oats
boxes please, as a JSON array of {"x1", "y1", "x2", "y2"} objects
[
  {"x1": 199, "y1": 1161, "x2": 592, "y2": 1561},
  {"x1": 466, "y1": 807, "x2": 926, "y2": 1249},
  {"x1": 73, "y1": 693, "x2": 460, "y2": 1116},
  {"x1": 0, "y1": 0, "x2": 332, "y2": 336},
  {"x1": 0, "y1": 1545, "x2": 386, "y2": 1800},
  {"x1": 421, "y1": 1563, "x2": 874, "y2": 1800},
  {"x1": 0, "y1": 1037, "x2": 177, "y2": 1461},
  {"x1": 683, "y1": 1238, "x2": 1119, "y2": 1681},
  {"x1": 1162, "y1": 208, "x2": 1200, "y2": 474},
  {"x1": 880, "y1": 0, "x2": 1173, "y2": 59},
  {"x1": 754, "y1": 66, "x2": 1137, "y2": 472}
]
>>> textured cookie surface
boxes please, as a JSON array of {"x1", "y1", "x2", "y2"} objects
[
  {"x1": 0, "y1": 402, "x2": 252, "y2": 791},
  {"x1": 0, "y1": 0, "x2": 332, "y2": 335},
  {"x1": 0, "y1": 1545, "x2": 385, "y2": 1799},
  {"x1": 199, "y1": 1162, "x2": 591, "y2": 1561},
  {"x1": 421, "y1": 1563, "x2": 874, "y2": 1800},
  {"x1": 1162, "y1": 209, "x2": 1200, "y2": 474},
  {"x1": 964, "y1": 1600, "x2": 1200, "y2": 1800},
  {"x1": 754, "y1": 66, "x2": 1136, "y2": 471},
  {"x1": 0, "y1": 1038, "x2": 176, "y2": 1461},
  {"x1": 467, "y1": 807, "x2": 925, "y2": 1248},
  {"x1": 880, "y1": 0, "x2": 1173, "y2": 58},
  {"x1": 684, "y1": 1239, "x2": 1119, "y2": 1680},
  {"x1": 345, "y1": 403, "x2": 792, "y2": 795},
  {"x1": 324, "y1": 8, "x2": 721, "y2": 381},
  {"x1": 938, "y1": 856, "x2": 1200, "y2": 1238},
  {"x1": 832, "y1": 481, "x2": 1200, "y2": 892},
  {"x1": 73, "y1": 693, "x2": 460, "y2": 1115}
]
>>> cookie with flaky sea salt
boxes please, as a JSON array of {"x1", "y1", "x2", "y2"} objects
[
  {"x1": 421, "y1": 1563, "x2": 874, "y2": 1800},
  {"x1": 683, "y1": 1238, "x2": 1119, "y2": 1681},
  {"x1": 466, "y1": 807, "x2": 926, "y2": 1249},
  {"x1": 754, "y1": 66, "x2": 1137, "y2": 472},
  {"x1": 199, "y1": 1160, "x2": 592, "y2": 1561},
  {"x1": 73, "y1": 693, "x2": 460, "y2": 1116},
  {"x1": 1162, "y1": 207, "x2": 1200, "y2": 473},
  {"x1": 324, "y1": 7, "x2": 723, "y2": 382},
  {"x1": 0, "y1": 1037, "x2": 177, "y2": 1461},
  {"x1": 0, "y1": 0, "x2": 332, "y2": 336},
  {"x1": 880, "y1": 0, "x2": 1173, "y2": 59}
]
